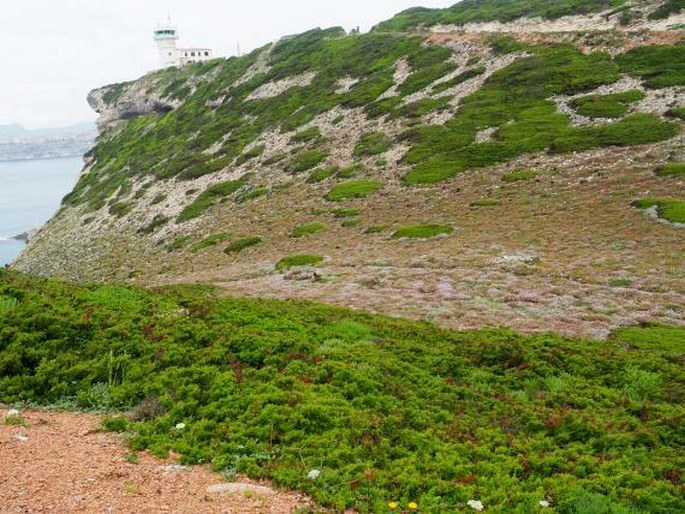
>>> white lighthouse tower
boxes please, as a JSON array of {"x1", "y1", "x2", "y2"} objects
[
  {"x1": 154, "y1": 19, "x2": 180, "y2": 68},
  {"x1": 153, "y1": 18, "x2": 213, "y2": 69}
]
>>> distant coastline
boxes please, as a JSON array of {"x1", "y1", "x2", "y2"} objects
[
  {"x1": 0, "y1": 122, "x2": 96, "y2": 163},
  {"x1": 0, "y1": 153, "x2": 87, "y2": 163}
]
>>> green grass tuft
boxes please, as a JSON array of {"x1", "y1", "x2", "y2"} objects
[
  {"x1": 633, "y1": 197, "x2": 685, "y2": 224},
  {"x1": 354, "y1": 132, "x2": 393, "y2": 157},
  {"x1": 224, "y1": 236, "x2": 262, "y2": 254},
  {"x1": 275, "y1": 254, "x2": 324, "y2": 270},
  {"x1": 290, "y1": 222, "x2": 326, "y2": 238},
  {"x1": 570, "y1": 90, "x2": 645, "y2": 119},
  {"x1": 177, "y1": 176, "x2": 252, "y2": 223},
  {"x1": 365, "y1": 225, "x2": 389, "y2": 234},
  {"x1": 325, "y1": 180, "x2": 383, "y2": 202},
  {"x1": 286, "y1": 150, "x2": 328, "y2": 174},
  {"x1": 665, "y1": 107, "x2": 685, "y2": 121},
  {"x1": 471, "y1": 199, "x2": 499, "y2": 207},
  {"x1": 308, "y1": 167, "x2": 338, "y2": 183},
  {"x1": 502, "y1": 170, "x2": 537, "y2": 183},
  {"x1": 332, "y1": 208, "x2": 360, "y2": 218},
  {"x1": 656, "y1": 163, "x2": 685, "y2": 177},
  {"x1": 189, "y1": 233, "x2": 229, "y2": 253},
  {"x1": 392, "y1": 225, "x2": 454, "y2": 239}
]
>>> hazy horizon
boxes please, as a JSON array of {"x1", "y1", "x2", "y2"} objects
[{"x1": 2, "y1": 0, "x2": 452, "y2": 130}]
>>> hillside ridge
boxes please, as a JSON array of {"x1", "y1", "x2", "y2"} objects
[{"x1": 13, "y1": 0, "x2": 684, "y2": 338}]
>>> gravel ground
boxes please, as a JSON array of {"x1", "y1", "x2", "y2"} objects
[{"x1": 0, "y1": 409, "x2": 313, "y2": 514}]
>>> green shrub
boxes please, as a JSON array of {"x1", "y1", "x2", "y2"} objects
[
  {"x1": 502, "y1": 170, "x2": 537, "y2": 182},
  {"x1": 108, "y1": 201, "x2": 134, "y2": 218},
  {"x1": 167, "y1": 236, "x2": 190, "y2": 251},
  {"x1": 570, "y1": 90, "x2": 645, "y2": 118},
  {"x1": 399, "y1": 62, "x2": 458, "y2": 96},
  {"x1": 286, "y1": 150, "x2": 328, "y2": 174},
  {"x1": 354, "y1": 132, "x2": 392, "y2": 156},
  {"x1": 176, "y1": 175, "x2": 251, "y2": 222},
  {"x1": 549, "y1": 114, "x2": 678, "y2": 154},
  {"x1": 609, "y1": 277, "x2": 632, "y2": 288},
  {"x1": 264, "y1": 152, "x2": 287, "y2": 165},
  {"x1": 365, "y1": 225, "x2": 389, "y2": 234},
  {"x1": 391, "y1": 96, "x2": 452, "y2": 119},
  {"x1": 325, "y1": 180, "x2": 383, "y2": 201},
  {"x1": 342, "y1": 219, "x2": 361, "y2": 228},
  {"x1": 235, "y1": 144, "x2": 266, "y2": 166},
  {"x1": 150, "y1": 193, "x2": 167, "y2": 205},
  {"x1": 0, "y1": 296, "x2": 19, "y2": 314},
  {"x1": 392, "y1": 225, "x2": 454, "y2": 239},
  {"x1": 337, "y1": 164, "x2": 363, "y2": 178},
  {"x1": 189, "y1": 233, "x2": 229, "y2": 253},
  {"x1": 332, "y1": 208, "x2": 360, "y2": 218},
  {"x1": 235, "y1": 187, "x2": 268, "y2": 204},
  {"x1": 290, "y1": 127, "x2": 322, "y2": 144},
  {"x1": 401, "y1": 45, "x2": 677, "y2": 186},
  {"x1": 101, "y1": 416, "x2": 131, "y2": 432},
  {"x1": 364, "y1": 97, "x2": 403, "y2": 119},
  {"x1": 275, "y1": 254, "x2": 324, "y2": 270},
  {"x1": 569, "y1": 488, "x2": 637, "y2": 514},
  {"x1": 4, "y1": 415, "x2": 26, "y2": 426},
  {"x1": 308, "y1": 166, "x2": 338, "y2": 183},
  {"x1": 471, "y1": 199, "x2": 499, "y2": 207},
  {"x1": 616, "y1": 45, "x2": 685, "y2": 88},
  {"x1": 665, "y1": 107, "x2": 685, "y2": 120},
  {"x1": 224, "y1": 236, "x2": 262, "y2": 254},
  {"x1": 610, "y1": 323, "x2": 685, "y2": 353},
  {"x1": 623, "y1": 365, "x2": 663, "y2": 402},
  {"x1": 138, "y1": 215, "x2": 169, "y2": 235},
  {"x1": 0, "y1": 269, "x2": 683, "y2": 512},
  {"x1": 431, "y1": 66, "x2": 486, "y2": 94},
  {"x1": 648, "y1": 0, "x2": 685, "y2": 21},
  {"x1": 632, "y1": 197, "x2": 685, "y2": 224},
  {"x1": 656, "y1": 163, "x2": 685, "y2": 177},
  {"x1": 290, "y1": 222, "x2": 326, "y2": 238}
]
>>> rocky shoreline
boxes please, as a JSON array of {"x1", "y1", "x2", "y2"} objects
[{"x1": 11, "y1": 228, "x2": 38, "y2": 244}]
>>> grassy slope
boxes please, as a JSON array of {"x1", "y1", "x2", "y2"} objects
[
  {"x1": 0, "y1": 270, "x2": 683, "y2": 512},
  {"x1": 58, "y1": 30, "x2": 682, "y2": 216},
  {"x1": 374, "y1": 0, "x2": 625, "y2": 32}
]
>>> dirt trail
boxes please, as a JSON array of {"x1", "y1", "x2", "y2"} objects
[{"x1": 0, "y1": 409, "x2": 313, "y2": 513}]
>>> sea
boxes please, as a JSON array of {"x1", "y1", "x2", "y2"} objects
[{"x1": 0, "y1": 156, "x2": 83, "y2": 266}]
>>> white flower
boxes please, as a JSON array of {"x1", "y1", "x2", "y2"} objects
[
  {"x1": 539, "y1": 500, "x2": 551, "y2": 508},
  {"x1": 307, "y1": 469, "x2": 321, "y2": 480},
  {"x1": 174, "y1": 422, "x2": 186, "y2": 431},
  {"x1": 6, "y1": 409, "x2": 21, "y2": 418},
  {"x1": 468, "y1": 500, "x2": 484, "y2": 511}
]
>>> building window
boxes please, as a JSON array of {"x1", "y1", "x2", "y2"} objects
[
  {"x1": 191, "y1": 52, "x2": 195, "y2": 57},
  {"x1": 205, "y1": 51, "x2": 209, "y2": 56}
]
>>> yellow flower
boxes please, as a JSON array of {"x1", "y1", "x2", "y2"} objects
[
  {"x1": 388, "y1": 502, "x2": 398, "y2": 510},
  {"x1": 408, "y1": 502, "x2": 418, "y2": 510}
]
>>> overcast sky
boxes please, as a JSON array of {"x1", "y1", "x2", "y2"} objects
[{"x1": 1, "y1": 0, "x2": 453, "y2": 129}]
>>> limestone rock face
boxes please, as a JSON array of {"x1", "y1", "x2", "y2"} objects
[{"x1": 87, "y1": 80, "x2": 177, "y2": 132}]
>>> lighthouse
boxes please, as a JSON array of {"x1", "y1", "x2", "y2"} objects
[
  {"x1": 153, "y1": 19, "x2": 213, "y2": 69},
  {"x1": 154, "y1": 20, "x2": 180, "y2": 68}
]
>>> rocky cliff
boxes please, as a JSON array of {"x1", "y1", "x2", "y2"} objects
[{"x1": 14, "y1": 0, "x2": 684, "y2": 338}]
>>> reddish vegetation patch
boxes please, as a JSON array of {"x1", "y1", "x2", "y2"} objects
[{"x1": 0, "y1": 410, "x2": 313, "y2": 513}]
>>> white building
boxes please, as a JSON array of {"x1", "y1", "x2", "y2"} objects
[{"x1": 153, "y1": 20, "x2": 213, "y2": 68}]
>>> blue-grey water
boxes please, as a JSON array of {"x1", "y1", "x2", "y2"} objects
[{"x1": 0, "y1": 156, "x2": 83, "y2": 266}]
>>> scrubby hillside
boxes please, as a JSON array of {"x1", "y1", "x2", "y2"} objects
[
  {"x1": 375, "y1": 0, "x2": 685, "y2": 32},
  {"x1": 14, "y1": 0, "x2": 684, "y2": 338},
  {"x1": 1, "y1": 270, "x2": 683, "y2": 512}
]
